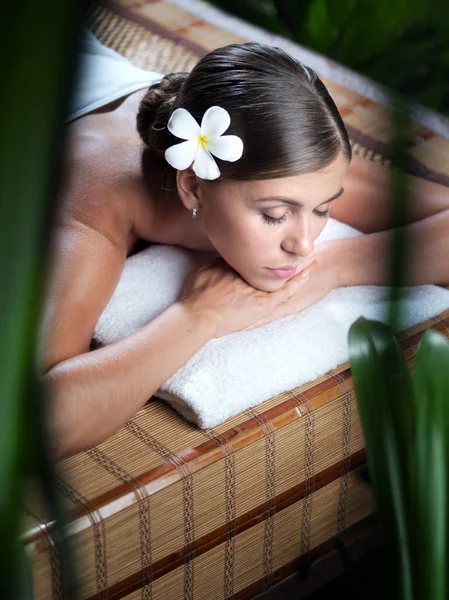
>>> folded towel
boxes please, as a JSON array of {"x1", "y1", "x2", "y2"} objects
[{"x1": 94, "y1": 219, "x2": 449, "y2": 427}]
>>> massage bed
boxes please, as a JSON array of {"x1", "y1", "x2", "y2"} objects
[{"x1": 23, "y1": 1, "x2": 449, "y2": 599}]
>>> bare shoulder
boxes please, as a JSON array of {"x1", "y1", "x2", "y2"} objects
[
  {"x1": 60, "y1": 116, "x2": 157, "y2": 250},
  {"x1": 39, "y1": 117, "x2": 157, "y2": 373}
]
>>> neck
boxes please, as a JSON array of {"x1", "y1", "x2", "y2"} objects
[{"x1": 152, "y1": 183, "x2": 218, "y2": 254}]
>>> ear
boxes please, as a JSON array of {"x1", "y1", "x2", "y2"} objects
[{"x1": 176, "y1": 168, "x2": 205, "y2": 211}]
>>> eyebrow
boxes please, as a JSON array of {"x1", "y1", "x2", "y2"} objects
[{"x1": 254, "y1": 187, "x2": 345, "y2": 208}]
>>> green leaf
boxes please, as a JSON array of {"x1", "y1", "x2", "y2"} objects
[
  {"x1": 348, "y1": 317, "x2": 414, "y2": 599},
  {"x1": 206, "y1": 0, "x2": 288, "y2": 35},
  {"x1": 272, "y1": 0, "x2": 448, "y2": 113},
  {"x1": 411, "y1": 329, "x2": 449, "y2": 600},
  {"x1": 273, "y1": 0, "x2": 313, "y2": 40},
  {"x1": 303, "y1": 0, "x2": 337, "y2": 53},
  {"x1": 0, "y1": 1, "x2": 83, "y2": 596}
]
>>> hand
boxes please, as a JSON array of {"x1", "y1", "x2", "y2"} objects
[
  {"x1": 243, "y1": 240, "x2": 342, "y2": 331},
  {"x1": 178, "y1": 255, "x2": 315, "y2": 338}
]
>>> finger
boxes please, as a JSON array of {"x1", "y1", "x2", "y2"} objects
[
  {"x1": 266, "y1": 277, "x2": 305, "y2": 312},
  {"x1": 285, "y1": 261, "x2": 318, "y2": 290},
  {"x1": 274, "y1": 268, "x2": 310, "y2": 302},
  {"x1": 292, "y1": 258, "x2": 317, "y2": 278},
  {"x1": 289, "y1": 255, "x2": 314, "y2": 274},
  {"x1": 299, "y1": 255, "x2": 316, "y2": 270}
]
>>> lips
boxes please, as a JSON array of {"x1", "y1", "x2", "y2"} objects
[
  {"x1": 265, "y1": 266, "x2": 298, "y2": 280},
  {"x1": 273, "y1": 266, "x2": 298, "y2": 270}
]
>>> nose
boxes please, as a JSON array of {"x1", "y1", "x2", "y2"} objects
[{"x1": 281, "y1": 214, "x2": 314, "y2": 257}]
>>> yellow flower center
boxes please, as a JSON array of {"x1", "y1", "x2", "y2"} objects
[{"x1": 198, "y1": 134, "x2": 209, "y2": 149}]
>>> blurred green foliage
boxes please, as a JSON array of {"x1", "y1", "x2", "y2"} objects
[
  {"x1": 1, "y1": 1, "x2": 85, "y2": 597},
  {"x1": 207, "y1": 0, "x2": 449, "y2": 114},
  {"x1": 349, "y1": 320, "x2": 449, "y2": 600}
]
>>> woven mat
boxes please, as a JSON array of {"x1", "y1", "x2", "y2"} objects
[{"x1": 23, "y1": 2, "x2": 449, "y2": 599}]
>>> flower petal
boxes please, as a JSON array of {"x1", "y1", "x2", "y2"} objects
[
  {"x1": 208, "y1": 135, "x2": 244, "y2": 162},
  {"x1": 192, "y1": 147, "x2": 221, "y2": 180},
  {"x1": 200, "y1": 106, "x2": 231, "y2": 138},
  {"x1": 165, "y1": 139, "x2": 198, "y2": 170},
  {"x1": 167, "y1": 108, "x2": 200, "y2": 140}
]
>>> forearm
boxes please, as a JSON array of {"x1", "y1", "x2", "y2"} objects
[
  {"x1": 43, "y1": 302, "x2": 216, "y2": 459},
  {"x1": 334, "y1": 155, "x2": 449, "y2": 233},
  {"x1": 337, "y1": 209, "x2": 449, "y2": 287}
]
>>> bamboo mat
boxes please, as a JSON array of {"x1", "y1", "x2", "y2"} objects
[{"x1": 23, "y1": 2, "x2": 449, "y2": 599}]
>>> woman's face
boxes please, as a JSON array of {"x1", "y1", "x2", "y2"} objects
[{"x1": 198, "y1": 153, "x2": 349, "y2": 292}]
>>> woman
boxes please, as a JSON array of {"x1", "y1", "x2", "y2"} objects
[{"x1": 40, "y1": 31, "x2": 449, "y2": 459}]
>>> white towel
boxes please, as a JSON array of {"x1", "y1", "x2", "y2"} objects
[{"x1": 94, "y1": 219, "x2": 449, "y2": 427}]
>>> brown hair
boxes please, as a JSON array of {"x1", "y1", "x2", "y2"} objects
[{"x1": 137, "y1": 42, "x2": 352, "y2": 184}]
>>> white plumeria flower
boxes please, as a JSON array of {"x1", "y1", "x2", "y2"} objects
[{"x1": 164, "y1": 106, "x2": 244, "y2": 180}]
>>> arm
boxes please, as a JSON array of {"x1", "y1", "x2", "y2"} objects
[
  {"x1": 330, "y1": 154, "x2": 449, "y2": 286},
  {"x1": 39, "y1": 220, "x2": 215, "y2": 459},
  {"x1": 334, "y1": 208, "x2": 449, "y2": 287},
  {"x1": 331, "y1": 154, "x2": 449, "y2": 233}
]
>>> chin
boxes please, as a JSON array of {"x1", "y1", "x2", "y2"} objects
[
  {"x1": 260, "y1": 280, "x2": 286, "y2": 292},
  {"x1": 240, "y1": 272, "x2": 286, "y2": 293}
]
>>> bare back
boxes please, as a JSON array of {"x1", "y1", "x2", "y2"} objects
[{"x1": 40, "y1": 90, "x2": 213, "y2": 374}]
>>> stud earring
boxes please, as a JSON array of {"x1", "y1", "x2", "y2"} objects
[{"x1": 192, "y1": 208, "x2": 197, "y2": 219}]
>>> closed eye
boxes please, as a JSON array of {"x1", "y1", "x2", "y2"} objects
[
  {"x1": 314, "y1": 207, "x2": 331, "y2": 219},
  {"x1": 263, "y1": 214, "x2": 288, "y2": 226},
  {"x1": 263, "y1": 207, "x2": 330, "y2": 225}
]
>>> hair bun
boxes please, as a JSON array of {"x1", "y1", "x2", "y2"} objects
[{"x1": 136, "y1": 72, "x2": 188, "y2": 146}]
